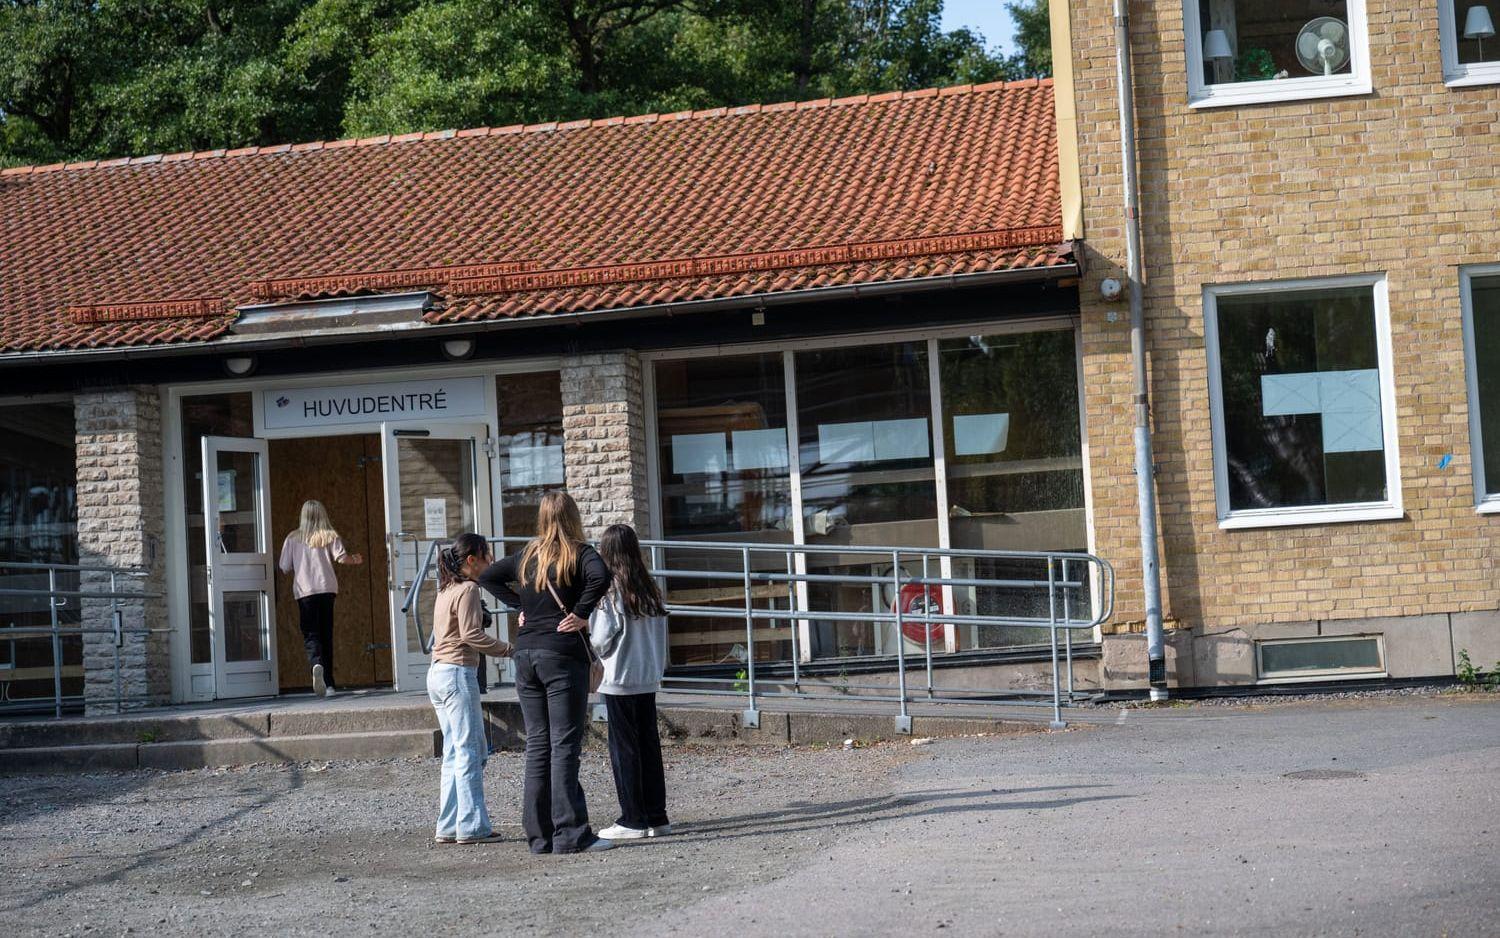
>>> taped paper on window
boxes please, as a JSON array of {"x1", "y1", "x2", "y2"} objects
[
  {"x1": 731, "y1": 428, "x2": 789, "y2": 471},
  {"x1": 953, "y1": 413, "x2": 1010, "y2": 456},
  {"x1": 672, "y1": 433, "x2": 728, "y2": 475}
]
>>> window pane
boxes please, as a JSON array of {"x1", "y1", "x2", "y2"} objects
[
  {"x1": 1215, "y1": 285, "x2": 1387, "y2": 512},
  {"x1": 223, "y1": 591, "x2": 268, "y2": 663},
  {"x1": 1453, "y1": 1, "x2": 1500, "y2": 65},
  {"x1": 0, "y1": 401, "x2": 77, "y2": 566},
  {"x1": 796, "y1": 343, "x2": 938, "y2": 659},
  {"x1": 653, "y1": 354, "x2": 794, "y2": 665},
  {"x1": 214, "y1": 449, "x2": 262, "y2": 553},
  {"x1": 938, "y1": 331, "x2": 1088, "y2": 649},
  {"x1": 1260, "y1": 637, "x2": 1381, "y2": 675},
  {"x1": 496, "y1": 372, "x2": 565, "y2": 539},
  {"x1": 1472, "y1": 275, "x2": 1500, "y2": 495},
  {"x1": 1197, "y1": 1, "x2": 1353, "y2": 87},
  {"x1": 180, "y1": 393, "x2": 253, "y2": 664}
]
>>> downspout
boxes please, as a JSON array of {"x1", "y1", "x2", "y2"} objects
[{"x1": 1112, "y1": 0, "x2": 1168, "y2": 700}]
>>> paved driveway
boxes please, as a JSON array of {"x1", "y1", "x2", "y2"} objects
[{"x1": 2, "y1": 694, "x2": 1497, "y2": 936}]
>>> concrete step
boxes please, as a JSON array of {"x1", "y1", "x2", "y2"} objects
[{"x1": 0, "y1": 729, "x2": 441, "y2": 774}]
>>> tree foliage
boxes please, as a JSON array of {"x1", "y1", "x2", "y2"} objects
[{"x1": 0, "y1": 0, "x2": 1051, "y2": 166}]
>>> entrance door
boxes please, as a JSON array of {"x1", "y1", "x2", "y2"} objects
[
  {"x1": 381, "y1": 423, "x2": 493, "y2": 691},
  {"x1": 201, "y1": 436, "x2": 279, "y2": 698}
]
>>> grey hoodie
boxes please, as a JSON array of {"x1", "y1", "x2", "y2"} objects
[{"x1": 589, "y1": 589, "x2": 669, "y2": 696}]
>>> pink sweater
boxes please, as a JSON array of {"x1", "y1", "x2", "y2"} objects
[{"x1": 277, "y1": 535, "x2": 347, "y2": 599}]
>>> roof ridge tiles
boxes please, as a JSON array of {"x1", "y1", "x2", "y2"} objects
[{"x1": 0, "y1": 77, "x2": 1053, "y2": 178}]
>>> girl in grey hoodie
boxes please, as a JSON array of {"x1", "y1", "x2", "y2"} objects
[{"x1": 590, "y1": 524, "x2": 672, "y2": 840}]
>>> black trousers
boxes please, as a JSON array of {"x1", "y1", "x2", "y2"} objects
[
  {"x1": 296, "y1": 592, "x2": 336, "y2": 689},
  {"x1": 513, "y1": 648, "x2": 595, "y2": 853},
  {"x1": 603, "y1": 692, "x2": 669, "y2": 830}
]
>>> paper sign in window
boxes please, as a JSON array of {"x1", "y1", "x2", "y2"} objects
[
  {"x1": 818, "y1": 422, "x2": 876, "y2": 463},
  {"x1": 216, "y1": 470, "x2": 236, "y2": 513},
  {"x1": 671, "y1": 432, "x2": 728, "y2": 475},
  {"x1": 818, "y1": 419, "x2": 929, "y2": 463},
  {"x1": 731, "y1": 428, "x2": 789, "y2": 471},
  {"x1": 508, "y1": 443, "x2": 565, "y2": 488},
  {"x1": 1260, "y1": 369, "x2": 1382, "y2": 453},
  {"x1": 953, "y1": 413, "x2": 1011, "y2": 456},
  {"x1": 423, "y1": 498, "x2": 447, "y2": 539}
]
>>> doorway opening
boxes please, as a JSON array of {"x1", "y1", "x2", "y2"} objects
[{"x1": 268, "y1": 434, "x2": 392, "y2": 693}]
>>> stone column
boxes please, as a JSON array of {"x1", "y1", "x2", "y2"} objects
[
  {"x1": 74, "y1": 388, "x2": 169, "y2": 713},
  {"x1": 560, "y1": 352, "x2": 652, "y2": 538}
]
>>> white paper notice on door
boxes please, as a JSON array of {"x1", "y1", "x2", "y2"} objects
[{"x1": 423, "y1": 498, "x2": 448, "y2": 539}]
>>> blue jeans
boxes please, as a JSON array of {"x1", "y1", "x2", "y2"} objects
[{"x1": 427, "y1": 662, "x2": 491, "y2": 840}]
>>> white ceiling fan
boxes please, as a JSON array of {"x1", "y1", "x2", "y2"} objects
[{"x1": 1296, "y1": 16, "x2": 1351, "y2": 76}]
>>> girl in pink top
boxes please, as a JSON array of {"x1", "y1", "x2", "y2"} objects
[{"x1": 277, "y1": 500, "x2": 363, "y2": 697}]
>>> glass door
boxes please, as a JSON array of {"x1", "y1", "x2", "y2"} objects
[
  {"x1": 381, "y1": 423, "x2": 493, "y2": 691},
  {"x1": 201, "y1": 436, "x2": 278, "y2": 698}
]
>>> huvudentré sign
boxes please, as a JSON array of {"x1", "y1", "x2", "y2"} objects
[{"x1": 260, "y1": 376, "x2": 488, "y2": 431}]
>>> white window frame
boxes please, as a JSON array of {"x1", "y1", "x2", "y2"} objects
[
  {"x1": 1203, "y1": 274, "x2": 1403, "y2": 530},
  {"x1": 1460, "y1": 263, "x2": 1500, "y2": 511},
  {"x1": 1183, "y1": 0, "x2": 1373, "y2": 108},
  {"x1": 1255, "y1": 634, "x2": 1387, "y2": 683},
  {"x1": 1440, "y1": 1, "x2": 1500, "y2": 86}
]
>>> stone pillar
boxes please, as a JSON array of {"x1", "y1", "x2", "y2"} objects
[
  {"x1": 560, "y1": 351, "x2": 652, "y2": 538},
  {"x1": 75, "y1": 388, "x2": 169, "y2": 713}
]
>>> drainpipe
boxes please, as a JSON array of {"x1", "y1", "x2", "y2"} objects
[{"x1": 1113, "y1": 0, "x2": 1168, "y2": 700}]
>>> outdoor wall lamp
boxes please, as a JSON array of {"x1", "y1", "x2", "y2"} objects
[
  {"x1": 223, "y1": 355, "x2": 257, "y2": 377},
  {"x1": 441, "y1": 337, "x2": 476, "y2": 361}
]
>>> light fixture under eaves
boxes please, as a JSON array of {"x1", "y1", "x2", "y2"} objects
[
  {"x1": 441, "y1": 338, "x2": 476, "y2": 361},
  {"x1": 223, "y1": 355, "x2": 257, "y2": 377}
]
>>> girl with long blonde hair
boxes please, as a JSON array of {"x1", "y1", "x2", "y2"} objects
[
  {"x1": 478, "y1": 491, "x2": 612, "y2": 853},
  {"x1": 277, "y1": 499, "x2": 363, "y2": 697}
]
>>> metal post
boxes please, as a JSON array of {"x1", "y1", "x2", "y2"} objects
[
  {"x1": 1047, "y1": 558, "x2": 1065, "y2": 729},
  {"x1": 922, "y1": 552, "x2": 935, "y2": 698},
  {"x1": 111, "y1": 572, "x2": 123, "y2": 714},
  {"x1": 892, "y1": 551, "x2": 911, "y2": 734},
  {"x1": 1114, "y1": 0, "x2": 1168, "y2": 701},
  {"x1": 785, "y1": 549, "x2": 800, "y2": 691},
  {"x1": 48, "y1": 568, "x2": 63, "y2": 719},
  {"x1": 1062, "y1": 559, "x2": 1074, "y2": 698},
  {"x1": 740, "y1": 547, "x2": 759, "y2": 728}
]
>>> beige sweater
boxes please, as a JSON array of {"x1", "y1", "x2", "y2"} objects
[{"x1": 431, "y1": 581, "x2": 511, "y2": 667}]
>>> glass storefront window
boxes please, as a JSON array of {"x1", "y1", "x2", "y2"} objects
[
  {"x1": 496, "y1": 373, "x2": 566, "y2": 539},
  {"x1": 180, "y1": 392, "x2": 254, "y2": 664},
  {"x1": 938, "y1": 331, "x2": 1086, "y2": 648},
  {"x1": 1209, "y1": 283, "x2": 1389, "y2": 517},
  {"x1": 0, "y1": 399, "x2": 81, "y2": 700},
  {"x1": 795, "y1": 342, "x2": 938, "y2": 659},
  {"x1": 654, "y1": 354, "x2": 794, "y2": 665}
]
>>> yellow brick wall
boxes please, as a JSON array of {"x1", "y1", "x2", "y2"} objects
[{"x1": 1066, "y1": 0, "x2": 1500, "y2": 632}]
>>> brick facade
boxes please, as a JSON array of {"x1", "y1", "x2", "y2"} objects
[
  {"x1": 1064, "y1": 2, "x2": 1500, "y2": 673},
  {"x1": 560, "y1": 352, "x2": 652, "y2": 538},
  {"x1": 74, "y1": 388, "x2": 169, "y2": 712}
]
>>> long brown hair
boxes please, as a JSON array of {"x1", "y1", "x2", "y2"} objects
[
  {"x1": 439, "y1": 533, "x2": 490, "y2": 591},
  {"x1": 520, "y1": 492, "x2": 586, "y2": 590},
  {"x1": 294, "y1": 500, "x2": 340, "y2": 549},
  {"x1": 598, "y1": 524, "x2": 666, "y2": 617}
]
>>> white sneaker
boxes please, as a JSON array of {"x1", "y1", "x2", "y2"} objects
[
  {"x1": 647, "y1": 824, "x2": 673, "y2": 837},
  {"x1": 324, "y1": 687, "x2": 339, "y2": 698},
  {"x1": 583, "y1": 838, "x2": 615, "y2": 852},
  {"x1": 598, "y1": 824, "x2": 648, "y2": 840},
  {"x1": 311, "y1": 664, "x2": 327, "y2": 697}
]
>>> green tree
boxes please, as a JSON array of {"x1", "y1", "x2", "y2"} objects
[{"x1": 1002, "y1": 0, "x2": 1050, "y2": 79}]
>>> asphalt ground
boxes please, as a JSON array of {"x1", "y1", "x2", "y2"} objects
[{"x1": 2, "y1": 694, "x2": 1497, "y2": 937}]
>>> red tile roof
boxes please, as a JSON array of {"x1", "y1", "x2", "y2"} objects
[{"x1": 0, "y1": 79, "x2": 1066, "y2": 355}]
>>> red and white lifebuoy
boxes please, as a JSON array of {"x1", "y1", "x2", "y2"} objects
[{"x1": 894, "y1": 582, "x2": 946, "y2": 646}]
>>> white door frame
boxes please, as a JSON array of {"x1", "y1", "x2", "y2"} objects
[
  {"x1": 201, "y1": 435, "x2": 279, "y2": 698},
  {"x1": 381, "y1": 421, "x2": 495, "y2": 691}
]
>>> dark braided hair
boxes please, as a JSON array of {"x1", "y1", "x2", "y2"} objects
[{"x1": 438, "y1": 532, "x2": 491, "y2": 591}]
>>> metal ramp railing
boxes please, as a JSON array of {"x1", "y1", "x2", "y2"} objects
[{"x1": 402, "y1": 536, "x2": 1112, "y2": 729}]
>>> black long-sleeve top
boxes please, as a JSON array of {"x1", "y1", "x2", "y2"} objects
[{"x1": 477, "y1": 544, "x2": 610, "y2": 660}]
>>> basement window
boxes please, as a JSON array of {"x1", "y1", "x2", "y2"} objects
[
  {"x1": 1256, "y1": 635, "x2": 1385, "y2": 682},
  {"x1": 1183, "y1": 0, "x2": 1372, "y2": 107}
]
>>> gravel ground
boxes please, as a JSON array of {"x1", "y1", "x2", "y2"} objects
[
  {"x1": 4, "y1": 694, "x2": 1498, "y2": 937},
  {"x1": 0, "y1": 741, "x2": 924, "y2": 936}
]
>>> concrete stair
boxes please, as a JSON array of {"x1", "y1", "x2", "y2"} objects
[{"x1": 0, "y1": 692, "x2": 1053, "y2": 773}]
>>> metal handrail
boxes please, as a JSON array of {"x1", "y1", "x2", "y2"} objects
[
  {"x1": 0, "y1": 561, "x2": 161, "y2": 717},
  {"x1": 398, "y1": 534, "x2": 1114, "y2": 728}
]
